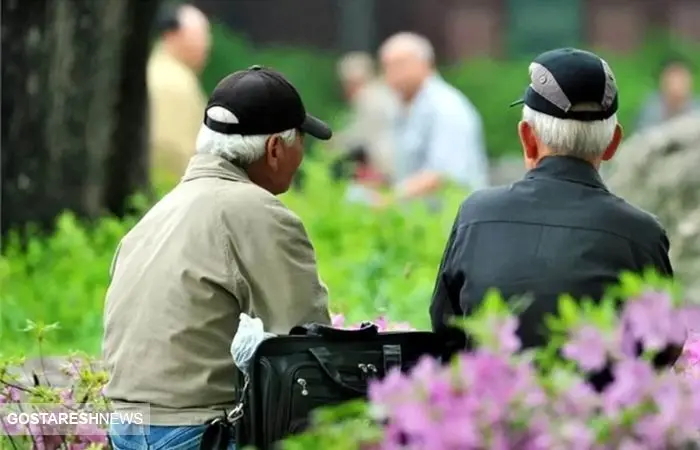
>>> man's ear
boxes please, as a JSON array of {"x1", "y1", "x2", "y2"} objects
[
  {"x1": 518, "y1": 120, "x2": 538, "y2": 160},
  {"x1": 265, "y1": 135, "x2": 281, "y2": 171},
  {"x1": 602, "y1": 123, "x2": 623, "y2": 161}
]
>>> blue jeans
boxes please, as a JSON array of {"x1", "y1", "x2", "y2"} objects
[{"x1": 109, "y1": 423, "x2": 236, "y2": 450}]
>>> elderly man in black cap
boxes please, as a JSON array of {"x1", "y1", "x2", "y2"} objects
[
  {"x1": 106, "y1": 66, "x2": 332, "y2": 450},
  {"x1": 429, "y1": 48, "x2": 673, "y2": 349}
]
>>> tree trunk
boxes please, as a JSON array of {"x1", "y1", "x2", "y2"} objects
[{"x1": 1, "y1": 0, "x2": 159, "y2": 241}]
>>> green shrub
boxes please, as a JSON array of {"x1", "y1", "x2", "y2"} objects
[
  {"x1": 0, "y1": 159, "x2": 465, "y2": 355},
  {"x1": 202, "y1": 24, "x2": 700, "y2": 159}
]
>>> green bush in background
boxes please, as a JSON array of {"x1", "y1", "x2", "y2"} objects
[{"x1": 202, "y1": 24, "x2": 700, "y2": 159}]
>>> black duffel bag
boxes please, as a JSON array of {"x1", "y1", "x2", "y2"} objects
[{"x1": 226, "y1": 322, "x2": 465, "y2": 450}]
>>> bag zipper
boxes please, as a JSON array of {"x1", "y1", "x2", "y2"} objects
[
  {"x1": 273, "y1": 362, "x2": 318, "y2": 441},
  {"x1": 275, "y1": 362, "x2": 372, "y2": 440}
]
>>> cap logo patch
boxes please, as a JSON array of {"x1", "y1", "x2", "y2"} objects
[
  {"x1": 528, "y1": 62, "x2": 572, "y2": 112},
  {"x1": 600, "y1": 59, "x2": 617, "y2": 109},
  {"x1": 205, "y1": 106, "x2": 239, "y2": 124}
]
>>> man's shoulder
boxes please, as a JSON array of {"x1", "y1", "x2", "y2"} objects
[
  {"x1": 215, "y1": 180, "x2": 278, "y2": 206},
  {"x1": 427, "y1": 78, "x2": 478, "y2": 120},
  {"x1": 456, "y1": 185, "x2": 513, "y2": 219},
  {"x1": 604, "y1": 191, "x2": 667, "y2": 236},
  {"x1": 456, "y1": 182, "x2": 667, "y2": 238},
  {"x1": 148, "y1": 54, "x2": 199, "y2": 94},
  {"x1": 215, "y1": 182, "x2": 301, "y2": 224}
]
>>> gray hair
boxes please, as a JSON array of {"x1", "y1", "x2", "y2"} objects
[
  {"x1": 379, "y1": 32, "x2": 435, "y2": 63},
  {"x1": 337, "y1": 52, "x2": 375, "y2": 82},
  {"x1": 195, "y1": 106, "x2": 297, "y2": 165},
  {"x1": 522, "y1": 104, "x2": 618, "y2": 160}
]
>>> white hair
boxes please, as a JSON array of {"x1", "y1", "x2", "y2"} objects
[
  {"x1": 379, "y1": 32, "x2": 435, "y2": 63},
  {"x1": 195, "y1": 106, "x2": 297, "y2": 165},
  {"x1": 177, "y1": 4, "x2": 209, "y2": 31},
  {"x1": 522, "y1": 104, "x2": 618, "y2": 160},
  {"x1": 337, "y1": 52, "x2": 375, "y2": 82}
]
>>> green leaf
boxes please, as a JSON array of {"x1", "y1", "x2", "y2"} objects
[
  {"x1": 557, "y1": 294, "x2": 580, "y2": 327},
  {"x1": 479, "y1": 288, "x2": 509, "y2": 317},
  {"x1": 618, "y1": 271, "x2": 644, "y2": 298}
]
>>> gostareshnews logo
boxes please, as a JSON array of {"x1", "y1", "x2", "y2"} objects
[{"x1": 0, "y1": 403, "x2": 147, "y2": 436}]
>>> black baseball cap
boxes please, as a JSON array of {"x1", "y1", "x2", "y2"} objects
[
  {"x1": 204, "y1": 65, "x2": 332, "y2": 140},
  {"x1": 154, "y1": 3, "x2": 180, "y2": 33},
  {"x1": 510, "y1": 48, "x2": 618, "y2": 121}
]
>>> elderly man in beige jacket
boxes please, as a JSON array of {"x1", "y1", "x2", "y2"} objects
[
  {"x1": 105, "y1": 66, "x2": 333, "y2": 450},
  {"x1": 148, "y1": 4, "x2": 210, "y2": 181}
]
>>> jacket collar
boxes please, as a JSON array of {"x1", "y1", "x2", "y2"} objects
[
  {"x1": 181, "y1": 154, "x2": 252, "y2": 184},
  {"x1": 525, "y1": 155, "x2": 607, "y2": 190},
  {"x1": 150, "y1": 43, "x2": 197, "y2": 73}
]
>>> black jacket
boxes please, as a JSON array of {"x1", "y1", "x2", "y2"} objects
[{"x1": 430, "y1": 156, "x2": 673, "y2": 348}]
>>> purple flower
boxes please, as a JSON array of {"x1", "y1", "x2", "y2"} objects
[
  {"x1": 368, "y1": 368, "x2": 411, "y2": 415},
  {"x1": 493, "y1": 316, "x2": 521, "y2": 355},
  {"x1": 439, "y1": 415, "x2": 481, "y2": 448},
  {"x1": 59, "y1": 388, "x2": 74, "y2": 406},
  {"x1": 563, "y1": 325, "x2": 609, "y2": 371},
  {"x1": 617, "y1": 438, "x2": 647, "y2": 450},
  {"x1": 558, "y1": 421, "x2": 596, "y2": 449},
  {"x1": 677, "y1": 331, "x2": 700, "y2": 377},
  {"x1": 602, "y1": 358, "x2": 655, "y2": 416},
  {"x1": 622, "y1": 290, "x2": 685, "y2": 351},
  {"x1": 552, "y1": 378, "x2": 599, "y2": 418},
  {"x1": 0, "y1": 386, "x2": 21, "y2": 403},
  {"x1": 74, "y1": 422, "x2": 109, "y2": 443},
  {"x1": 331, "y1": 314, "x2": 345, "y2": 328}
]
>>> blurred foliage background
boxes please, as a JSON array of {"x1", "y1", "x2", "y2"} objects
[
  {"x1": 2, "y1": 9, "x2": 700, "y2": 357},
  {"x1": 200, "y1": 25, "x2": 700, "y2": 160}
]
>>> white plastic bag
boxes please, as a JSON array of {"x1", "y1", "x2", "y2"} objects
[{"x1": 230, "y1": 313, "x2": 276, "y2": 374}]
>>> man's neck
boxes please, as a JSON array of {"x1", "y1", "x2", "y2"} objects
[
  {"x1": 532, "y1": 153, "x2": 601, "y2": 171},
  {"x1": 402, "y1": 74, "x2": 433, "y2": 105},
  {"x1": 160, "y1": 41, "x2": 195, "y2": 73}
]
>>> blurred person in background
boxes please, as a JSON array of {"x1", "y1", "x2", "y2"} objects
[
  {"x1": 106, "y1": 66, "x2": 332, "y2": 450},
  {"x1": 377, "y1": 32, "x2": 489, "y2": 207},
  {"x1": 430, "y1": 49, "x2": 674, "y2": 360},
  {"x1": 148, "y1": 3, "x2": 211, "y2": 180},
  {"x1": 329, "y1": 52, "x2": 398, "y2": 186},
  {"x1": 636, "y1": 56, "x2": 699, "y2": 132}
]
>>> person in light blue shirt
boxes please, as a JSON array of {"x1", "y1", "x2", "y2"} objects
[{"x1": 377, "y1": 32, "x2": 489, "y2": 205}]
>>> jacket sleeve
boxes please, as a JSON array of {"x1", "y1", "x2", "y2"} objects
[
  {"x1": 223, "y1": 195, "x2": 331, "y2": 335},
  {"x1": 429, "y1": 217, "x2": 464, "y2": 331},
  {"x1": 653, "y1": 230, "x2": 674, "y2": 278}
]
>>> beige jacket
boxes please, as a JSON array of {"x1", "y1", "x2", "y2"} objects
[
  {"x1": 103, "y1": 154, "x2": 331, "y2": 425},
  {"x1": 147, "y1": 45, "x2": 207, "y2": 178}
]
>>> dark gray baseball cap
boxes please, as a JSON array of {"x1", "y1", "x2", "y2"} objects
[{"x1": 510, "y1": 48, "x2": 619, "y2": 121}]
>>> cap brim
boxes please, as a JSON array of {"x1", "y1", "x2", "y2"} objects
[
  {"x1": 300, "y1": 114, "x2": 332, "y2": 140},
  {"x1": 509, "y1": 98, "x2": 525, "y2": 108}
]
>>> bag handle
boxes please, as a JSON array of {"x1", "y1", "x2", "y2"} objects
[
  {"x1": 290, "y1": 322, "x2": 379, "y2": 340},
  {"x1": 308, "y1": 347, "x2": 366, "y2": 395}
]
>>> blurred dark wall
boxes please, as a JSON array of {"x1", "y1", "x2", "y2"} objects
[
  {"x1": 194, "y1": 0, "x2": 339, "y2": 50},
  {"x1": 193, "y1": 0, "x2": 700, "y2": 61},
  {"x1": 192, "y1": 0, "x2": 481, "y2": 62}
]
